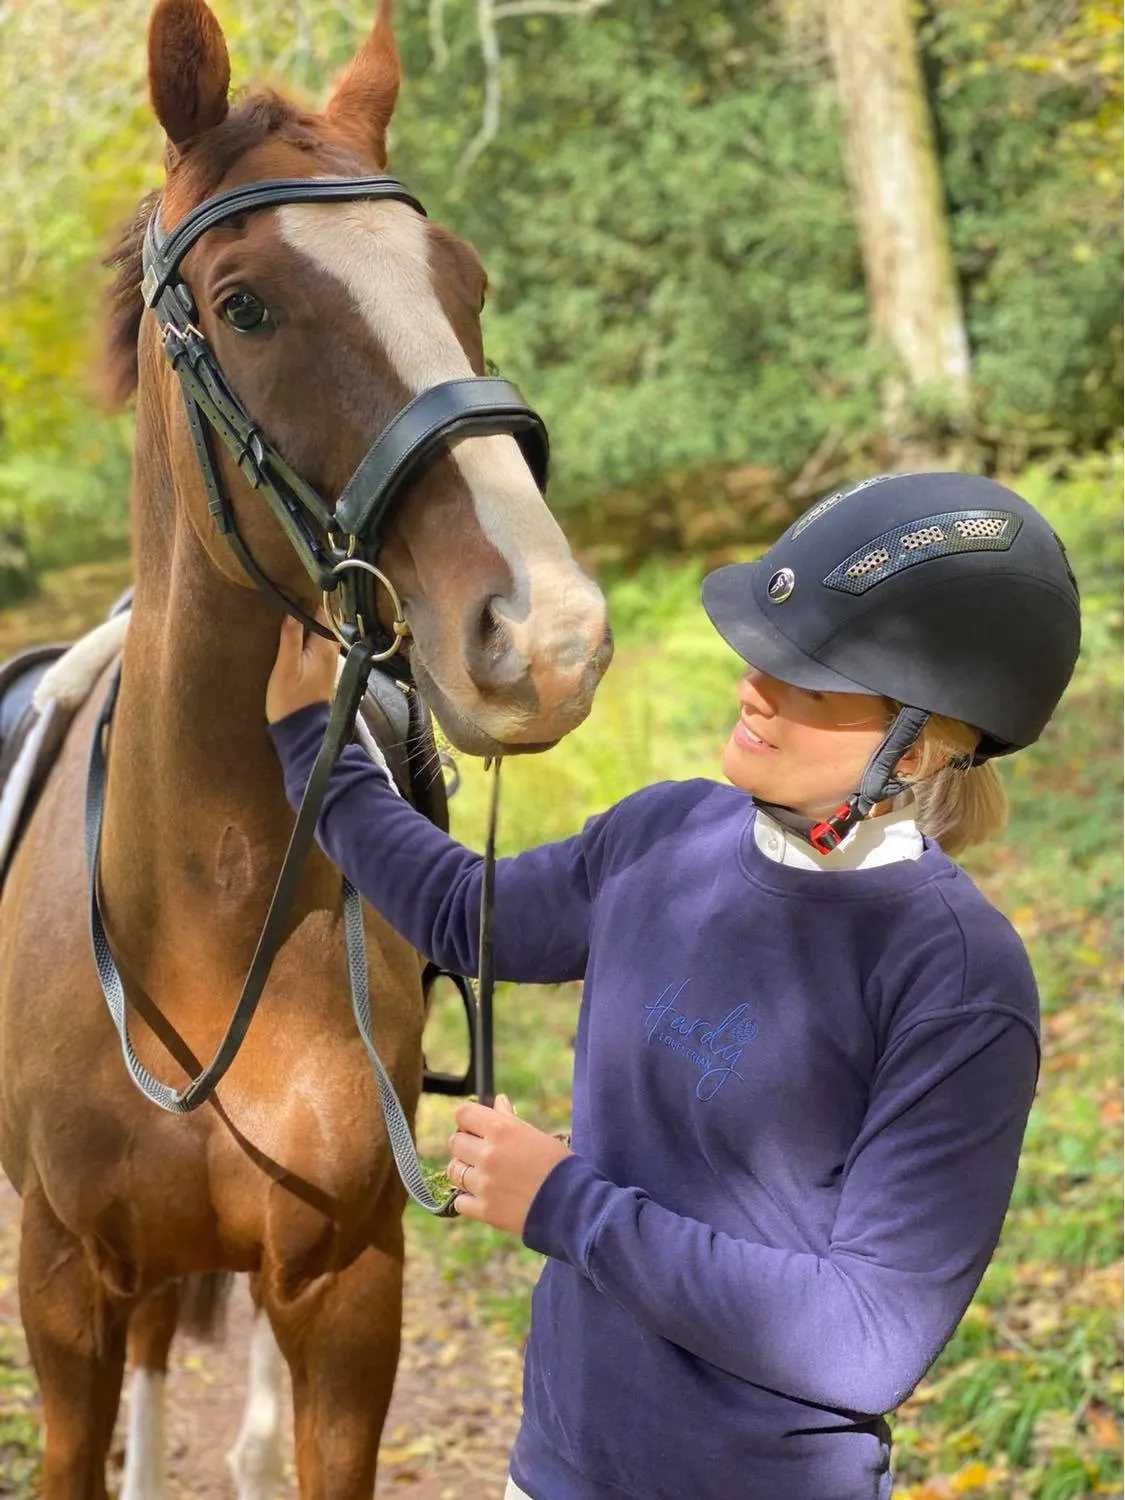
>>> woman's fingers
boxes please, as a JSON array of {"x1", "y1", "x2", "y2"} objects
[
  {"x1": 266, "y1": 613, "x2": 337, "y2": 722},
  {"x1": 448, "y1": 1130, "x2": 485, "y2": 1165}
]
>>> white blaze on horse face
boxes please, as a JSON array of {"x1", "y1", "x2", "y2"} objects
[{"x1": 275, "y1": 200, "x2": 605, "y2": 705}]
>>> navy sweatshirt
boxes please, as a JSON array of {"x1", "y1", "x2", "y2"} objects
[{"x1": 270, "y1": 705, "x2": 1040, "y2": 1500}]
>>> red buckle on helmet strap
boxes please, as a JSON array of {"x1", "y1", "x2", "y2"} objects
[{"x1": 809, "y1": 802, "x2": 854, "y2": 856}]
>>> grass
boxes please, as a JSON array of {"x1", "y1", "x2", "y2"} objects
[{"x1": 410, "y1": 453, "x2": 1124, "y2": 1500}]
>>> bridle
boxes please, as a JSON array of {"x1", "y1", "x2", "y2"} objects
[
  {"x1": 140, "y1": 173, "x2": 550, "y2": 662},
  {"x1": 87, "y1": 173, "x2": 528, "y2": 1215}
]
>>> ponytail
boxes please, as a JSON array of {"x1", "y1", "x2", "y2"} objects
[{"x1": 887, "y1": 707, "x2": 1009, "y2": 856}]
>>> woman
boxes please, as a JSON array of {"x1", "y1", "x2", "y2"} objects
[{"x1": 266, "y1": 470, "x2": 1080, "y2": 1500}]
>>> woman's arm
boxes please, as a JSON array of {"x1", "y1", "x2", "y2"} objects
[
  {"x1": 522, "y1": 1009, "x2": 1038, "y2": 1415},
  {"x1": 270, "y1": 702, "x2": 595, "y2": 982}
]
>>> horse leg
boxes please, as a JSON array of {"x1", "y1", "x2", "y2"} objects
[
  {"x1": 119, "y1": 1282, "x2": 180, "y2": 1500},
  {"x1": 228, "y1": 1276, "x2": 288, "y2": 1500},
  {"x1": 17, "y1": 1182, "x2": 129, "y2": 1500},
  {"x1": 265, "y1": 1240, "x2": 404, "y2": 1499}
]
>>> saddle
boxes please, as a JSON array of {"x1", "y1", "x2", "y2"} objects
[{"x1": 0, "y1": 637, "x2": 108, "y2": 885}]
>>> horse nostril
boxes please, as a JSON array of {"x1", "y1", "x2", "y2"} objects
[
  {"x1": 594, "y1": 622, "x2": 614, "y2": 674},
  {"x1": 464, "y1": 595, "x2": 528, "y2": 696},
  {"x1": 478, "y1": 600, "x2": 507, "y2": 662}
]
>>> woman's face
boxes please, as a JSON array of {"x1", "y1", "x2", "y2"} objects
[{"x1": 721, "y1": 668, "x2": 890, "y2": 817}]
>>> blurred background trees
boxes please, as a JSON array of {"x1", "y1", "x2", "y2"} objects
[{"x1": 0, "y1": 0, "x2": 1120, "y2": 588}]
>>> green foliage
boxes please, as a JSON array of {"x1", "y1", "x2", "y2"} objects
[
  {"x1": 393, "y1": 4, "x2": 881, "y2": 505},
  {"x1": 921, "y1": 2, "x2": 1123, "y2": 463},
  {"x1": 413, "y1": 459, "x2": 1123, "y2": 1499},
  {"x1": 0, "y1": 0, "x2": 1120, "y2": 570},
  {"x1": 0, "y1": 1, "x2": 160, "y2": 574},
  {"x1": 0, "y1": 422, "x2": 133, "y2": 575}
]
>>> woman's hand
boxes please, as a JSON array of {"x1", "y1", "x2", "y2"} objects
[
  {"x1": 266, "y1": 615, "x2": 339, "y2": 724},
  {"x1": 448, "y1": 1095, "x2": 571, "y2": 1235}
]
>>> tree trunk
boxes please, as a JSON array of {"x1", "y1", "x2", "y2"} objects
[{"x1": 825, "y1": 0, "x2": 972, "y2": 438}]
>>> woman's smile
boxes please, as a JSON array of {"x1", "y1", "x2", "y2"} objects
[{"x1": 733, "y1": 718, "x2": 775, "y2": 753}]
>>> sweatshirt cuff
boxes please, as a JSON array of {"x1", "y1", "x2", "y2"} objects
[
  {"x1": 523, "y1": 1152, "x2": 634, "y2": 1275},
  {"x1": 268, "y1": 701, "x2": 331, "y2": 810}
]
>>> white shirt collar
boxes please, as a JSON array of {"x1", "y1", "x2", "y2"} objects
[{"x1": 753, "y1": 801, "x2": 923, "y2": 871}]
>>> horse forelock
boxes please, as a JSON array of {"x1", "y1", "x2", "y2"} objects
[{"x1": 102, "y1": 89, "x2": 371, "y2": 404}]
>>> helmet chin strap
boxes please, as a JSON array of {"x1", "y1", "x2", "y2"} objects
[{"x1": 752, "y1": 705, "x2": 931, "y2": 857}]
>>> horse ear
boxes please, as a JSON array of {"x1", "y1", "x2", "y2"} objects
[
  {"x1": 323, "y1": 0, "x2": 401, "y2": 167},
  {"x1": 148, "y1": 0, "x2": 231, "y2": 154}
]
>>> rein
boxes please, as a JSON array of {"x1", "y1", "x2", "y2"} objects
[{"x1": 86, "y1": 171, "x2": 525, "y2": 1215}]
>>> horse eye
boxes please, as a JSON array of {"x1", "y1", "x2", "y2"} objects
[{"x1": 220, "y1": 290, "x2": 270, "y2": 333}]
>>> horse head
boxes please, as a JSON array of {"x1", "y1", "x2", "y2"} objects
[{"x1": 110, "y1": 0, "x2": 611, "y2": 756}]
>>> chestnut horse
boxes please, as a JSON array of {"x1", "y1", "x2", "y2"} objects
[{"x1": 0, "y1": 2, "x2": 610, "y2": 1496}]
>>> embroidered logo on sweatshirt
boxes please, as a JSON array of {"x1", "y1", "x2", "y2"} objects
[{"x1": 641, "y1": 981, "x2": 757, "y2": 1101}]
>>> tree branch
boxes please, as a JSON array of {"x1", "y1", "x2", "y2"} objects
[
  {"x1": 458, "y1": 0, "x2": 503, "y2": 175},
  {"x1": 493, "y1": 0, "x2": 610, "y2": 18},
  {"x1": 429, "y1": 0, "x2": 451, "y2": 71},
  {"x1": 456, "y1": 0, "x2": 611, "y2": 176}
]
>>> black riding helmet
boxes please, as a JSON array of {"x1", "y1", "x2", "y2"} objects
[{"x1": 702, "y1": 472, "x2": 1081, "y2": 853}]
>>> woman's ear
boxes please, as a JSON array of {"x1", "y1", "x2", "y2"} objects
[{"x1": 895, "y1": 740, "x2": 924, "y2": 781}]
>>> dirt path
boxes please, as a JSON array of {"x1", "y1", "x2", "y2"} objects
[
  {"x1": 0, "y1": 561, "x2": 523, "y2": 1496},
  {"x1": 0, "y1": 1173, "x2": 521, "y2": 1497}
]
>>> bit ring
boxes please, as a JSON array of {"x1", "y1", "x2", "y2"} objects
[{"x1": 323, "y1": 558, "x2": 411, "y2": 661}]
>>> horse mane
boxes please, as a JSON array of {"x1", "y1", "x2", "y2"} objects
[{"x1": 103, "y1": 90, "x2": 329, "y2": 403}]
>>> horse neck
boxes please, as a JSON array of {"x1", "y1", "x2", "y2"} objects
[{"x1": 99, "y1": 430, "x2": 340, "y2": 987}]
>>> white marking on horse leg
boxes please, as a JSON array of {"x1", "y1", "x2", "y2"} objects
[
  {"x1": 228, "y1": 1309, "x2": 287, "y2": 1500},
  {"x1": 119, "y1": 1368, "x2": 168, "y2": 1500}
]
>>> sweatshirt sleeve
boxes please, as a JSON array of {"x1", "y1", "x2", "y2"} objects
[
  {"x1": 268, "y1": 702, "x2": 597, "y2": 982},
  {"x1": 523, "y1": 1007, "x2": 1038, "y2": 1416}
]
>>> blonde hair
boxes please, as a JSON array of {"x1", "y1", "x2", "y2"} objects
[{"x1": 886, "y1": 705, "x2": 1008, "y2": 857}]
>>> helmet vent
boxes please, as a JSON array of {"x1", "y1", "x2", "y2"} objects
[
  {"x1": 900, "y1": 525, "x2": 947, "y2": 550},
  {"x1": 953, "y1": 515, "x2": 1008, "y2": 540},
  {"x1": 792, "y1": 491, "x2": 846, "y2": 538},
  {"x1": 824, "y1": 509, "x2": 1022, "y2": 595},
  {"x1": 846, "y1": 547, "x2": 891, "y2": 578}
]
